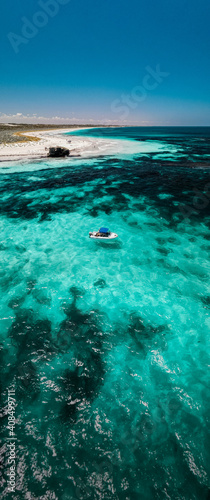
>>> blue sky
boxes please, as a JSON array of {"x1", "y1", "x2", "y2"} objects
[{"x1": 0, "y1": 0, "x2": 210, "y2": 125}]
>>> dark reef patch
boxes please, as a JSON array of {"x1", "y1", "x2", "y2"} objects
[
  {"x1": 157, "y1": 246, "x2": 171, "y2": 256},
  {"x1": 1, "y1": 146, "x2": 210, "y2": 225},
  {"x1": 94, "y1": 278, "x2": 107, "y2": 288},
  {"x1": 9, "y1": 309, "x2": 54, "y2": 362},
  {"x1": 56, "y1": 289, "x2": 106, "y2": 423},
  {"x1": 8, "y1": 295, "x2": 25, "y2": 309},
  {"x1": 201, "y1": 295, "x2": 210, "y2": 309},
  {"x1": 128, "y1": 313, "x2": 167, "y2": 355}
]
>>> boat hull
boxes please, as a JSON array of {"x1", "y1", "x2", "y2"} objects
[{"x1": 89, "y1": 232, "x2": 118, "y2": 239}]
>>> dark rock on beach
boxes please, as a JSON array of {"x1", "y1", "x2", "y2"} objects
[{"x1": 48, "y1": 146, "x2": 70, "y2": 158}]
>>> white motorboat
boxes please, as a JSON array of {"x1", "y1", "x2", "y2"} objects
[{"x1": 89, "y1": 227, "x2": 118, "y2": 239}]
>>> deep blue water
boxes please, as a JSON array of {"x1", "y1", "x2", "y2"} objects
[
  {"x1": 69, "y1": 125, "x2": 210, "y2": 139},
  {"x1": 0, "y1": 127, "x2": 210, "y2": 499}
]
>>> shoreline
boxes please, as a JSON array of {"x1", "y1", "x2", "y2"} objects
[
  {"x1": 0, "y1": 127, "x2": 104, "y2": 163},
  {"x1": 1, "y1": 128, "x2": 209, "y2": 170}
]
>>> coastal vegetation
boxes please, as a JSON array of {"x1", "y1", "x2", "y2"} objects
[{"x1": 0, "y1": 123, "x2": 98, "y2": 145}]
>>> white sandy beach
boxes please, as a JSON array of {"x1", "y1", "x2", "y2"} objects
[
  {"x1": 0, "y1": 127, "x2": 119, "y2": 163},
  {"x1": 0, "y1": 126, "x2": 169, "y2": 167}
]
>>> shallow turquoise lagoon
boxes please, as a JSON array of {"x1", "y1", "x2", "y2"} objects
[{"x1": 0, "y1": 128, "x2": 210, "y2": 499}]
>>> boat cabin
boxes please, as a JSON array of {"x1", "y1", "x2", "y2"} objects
[{"x1": 98, "y1": 227, "x2": 110, "y2": 237}]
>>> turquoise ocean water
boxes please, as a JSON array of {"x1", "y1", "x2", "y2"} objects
[{"x1": 0, "y1": 127, "x2": 210, "y2": 499}]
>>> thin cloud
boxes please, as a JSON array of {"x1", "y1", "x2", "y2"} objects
[{"x1": 0, "y1": 112, "x2": 154, "y2": 126}]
